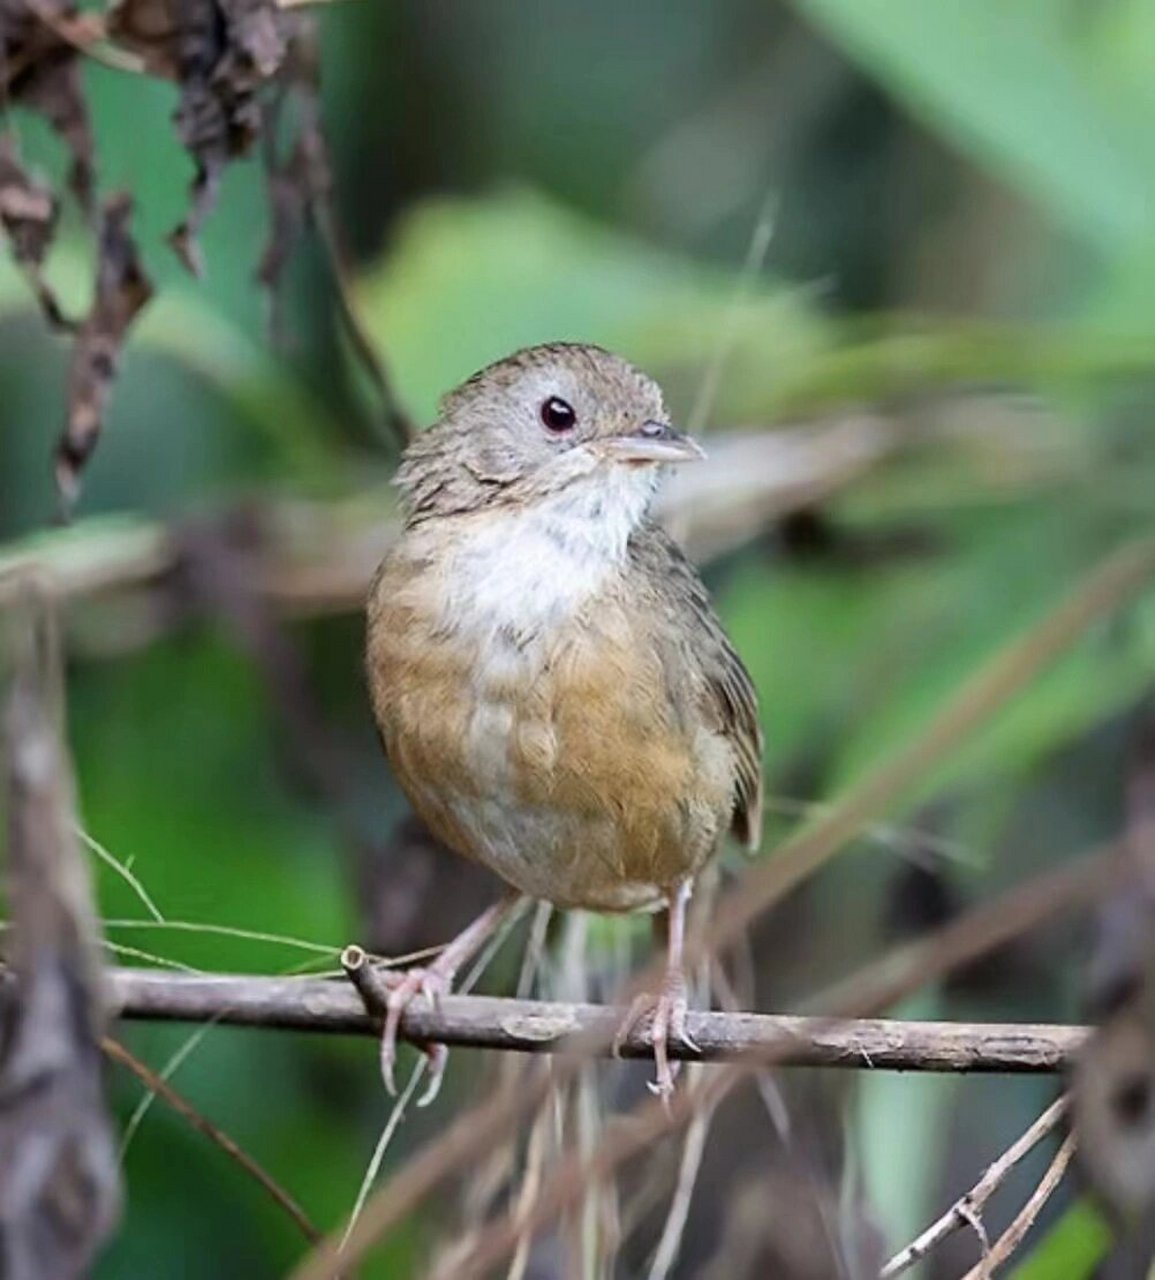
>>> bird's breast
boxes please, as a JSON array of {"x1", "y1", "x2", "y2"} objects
[{"x1": 367, "y1": 522, "x2": 734, "y2": 910}]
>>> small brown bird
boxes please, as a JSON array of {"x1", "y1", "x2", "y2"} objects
[{"x1": 366, "y1": 342, "x2": 762, "y2": 1098}]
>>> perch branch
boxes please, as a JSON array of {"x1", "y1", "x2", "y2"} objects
[
  {"x1": 106, "y1": 968, "x2": 1089, "y2": 1073},
  {"x1": 880, "y1": 1094, "x2": 1070, "y2": 1277}
]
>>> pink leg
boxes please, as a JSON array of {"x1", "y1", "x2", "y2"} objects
[
  {"x1": 366, "y1": 898, "x2": 516, "y2": 1104},
  {"x1": 614, "y1": 878, "x2": 700, "y2": 1102}
]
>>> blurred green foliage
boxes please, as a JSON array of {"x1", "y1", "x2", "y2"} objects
[{"x1": 2, "y1": 1, "x2": 1155, "y2": 1276}]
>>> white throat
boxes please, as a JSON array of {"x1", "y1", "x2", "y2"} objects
[{"x1": 436, "y1": 467, "x2": 657, "y2": 644}]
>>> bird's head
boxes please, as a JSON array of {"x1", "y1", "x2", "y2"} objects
[{"x1": 395, "y1": 343, "x2": 703, "y2": 529}]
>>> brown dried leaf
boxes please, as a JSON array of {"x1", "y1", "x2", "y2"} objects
[
  {"x1": 0, "y1": 133, "x2": 71, "y2": 328},
  {"x1": 0, "y1": 0, "x2": 96, "y2": 210},
  {"x1": 0, "y1": 610, "x2": 121, "y2": 1280},
  {"x1": 55, "y1": 193, "x2": 154, "y2": 515},
  {"x1": 108, "y1": 0, "x2": 293, "y2": 273},
  {"x1": 105, "y1": 0, "x2": 181, "y2": 76}
]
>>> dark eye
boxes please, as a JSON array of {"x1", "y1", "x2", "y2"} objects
[{"x1": 540, "y1": 396, "x2": 577, "y2": 433}]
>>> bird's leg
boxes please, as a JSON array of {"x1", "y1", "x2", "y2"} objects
[
  {"x1": 614, "y1": 878, "x2": 700, "y2": 1102},
  {"x1": 371, "y1": 897, "x2": 518, "y2": 1104}
]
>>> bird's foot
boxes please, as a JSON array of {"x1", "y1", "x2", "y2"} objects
[
  {"x1": 341, "y1": 899, "x2": 515, "y2": 1108},
  {"x1": 342, "y1": 944, "x2": 455, "y2": 1105},
  {"x1": 613, "y1": 967, "x2": 700, "y2": 1105},
  {"x1": 376, "y1": 963, "x2": 454, "y2": 1105}
]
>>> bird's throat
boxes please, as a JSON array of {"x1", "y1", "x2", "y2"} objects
[{"x1": 428, "y1": 469, "x2": 656, "y2": 647}]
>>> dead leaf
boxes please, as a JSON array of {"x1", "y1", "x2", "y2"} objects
[
  {"x1": 0, "y1": 609, "x2": 121, "y2": 1279},
  {"x1": 110, "y1": 0, "x2": 293, "y2": 273},
  {"x1": 0, "y1": 132, "x2": 71, "y2": 328},
  {"x1": 55, "y1": 193, "x2": 153, "y2": 515},
  {"x1": 0, "y1": 0, "x2": 96, "y2": 210}
]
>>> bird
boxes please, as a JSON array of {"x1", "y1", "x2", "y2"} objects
[{"x1": 365, "y1": 342, "x2": 763, "y2": 1100}]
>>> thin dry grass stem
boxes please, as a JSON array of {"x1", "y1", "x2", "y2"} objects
[
  {"x1": 290, "y1": 538, "x2": 1154, "y2": 1280},
  {"x1": 505, "y1": 1065, "x2": 554, "y2": 1280},
  {"x1": 276, "y1": 0, "x2": 357, "y2": 10},
  {"x1": 686, "y1": 188, "x2": 778, "y2": 438},
  {"x1": 517, "y1": 901, "x2": 554, "y2": 999},
  {"x1": 576, "y1": 1065, "x2": 619, "y2": 1280},
  {"x1": 959, "y1": 1133, "x2": 1077, "y2": 1280},
  {"x1": 645, "y1": 1063, "x2": 716, "y2": 1280},
  {"x1": 880, "y1": 1094, "x2": 1070, "y2": 1278},
  {"x1": 100, "y1": 939, "x2": 200, "y2": 972},
  {"x1": 78, "y1": 827, "x2": 165, "y2": 922},
  {"x1": 28, "y1": 7, "x2": 148, "y2": 74},
  {"x1": 309, "y1": 184, "x2": 414, "y2": 453},
  {"x1": 340, "y1": 1057, "x2": 428, "y2": 1255},
  {"x1": 101, "y1": 1037, "x2": 320, "y2": 1244},
  {"x1": 100, "y1": 918, "x2": 341, "y2": 956},
  {"x1": 119, "y1": 1022, "x2": 216, "y2": 1158},
  {"x1": 460, "y1": 897, "x2": 531, "y2": 995}
]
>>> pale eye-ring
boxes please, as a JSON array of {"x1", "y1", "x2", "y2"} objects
[{"x1": 540, "y1": 396, "x2": 577, "y2": 433}]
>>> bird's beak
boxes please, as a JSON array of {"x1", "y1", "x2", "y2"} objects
[{"x1": 598, "y1": 422, "x2": 707, "y2": 465}]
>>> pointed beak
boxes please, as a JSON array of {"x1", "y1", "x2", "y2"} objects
[{"x1": 598, "y1": 421, "x2": 707, "y2": 465}]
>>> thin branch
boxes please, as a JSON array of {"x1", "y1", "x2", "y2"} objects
[
  {"x1": 105, "y1": 968, "x2": 1089, "y2": 1072},
  {"x1": 101, "y1": 1036, "x2": 320, "y2": 1244},
  {"x1": 880, "y1": 1095, "x2": 1070, "y2": 1278},
  {"x1": 959, "y1": 1132, "x2": 1077, "y2": 1280}
]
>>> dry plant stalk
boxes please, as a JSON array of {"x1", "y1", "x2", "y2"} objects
[
  {"x1": 959, "y1": 1133, "x2": 1077, "y2": 1280},
  {"x1": 0, "y1": 610, "x2": 120, "y2": 1279},
  {"x1": 880, "y1": 1095, "x2": 1069, "y2": 1277}
]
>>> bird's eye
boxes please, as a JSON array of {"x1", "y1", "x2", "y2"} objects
[{"x1": 540, "y1": 396, "x2": 577, "y2": 433}]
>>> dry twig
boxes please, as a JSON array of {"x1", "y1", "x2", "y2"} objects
[
  {"x1": 959, "y1": 1132, "x2": 1077, "y2": 1280},
  {"x1": 880, "y1": 1095, "x2": 1070, "y2": 1278},
  {"x1": 107, "y1": 968, "x2": 1089, "y2": 1072},
  {"x1": 102, "y1": 1036, "x2": 320, "y2": 1244}
]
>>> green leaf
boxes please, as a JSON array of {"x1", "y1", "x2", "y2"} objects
[
  {"x1": 792, "y1": 0, "x2": 1155, "y2": 254},
  {"x1": 356, "y1": 187, "x2": 829, "y2": 425},
  {"x1": 1011, "y1": 1201, "x2": 1112, "y2": 1278}
]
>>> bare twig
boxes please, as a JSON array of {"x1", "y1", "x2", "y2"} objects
[
  {"x1": 104, "y1": 968, "x2": 1089, "y2": 1072},
  {"x1": 102, "y1": 1037, "x2": 320, "y2": 1244},
  {"x1": 880, "y1": 1095, "x2": 1070, "y2": 1278},
  {"x1": 959, "y1": 1132, "x2": 1077, "y2": 1280}
]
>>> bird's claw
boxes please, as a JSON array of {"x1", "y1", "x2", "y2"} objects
[
  {"x1": 378, "y1": 966, "x2": 452, "y2": 1096},
  {"x1": 614, "y1": 970, "x2": 699, "y2": 1105}
]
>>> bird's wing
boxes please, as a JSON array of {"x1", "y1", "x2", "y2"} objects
[{"x1": 630, "y1": 523, "x2": 764, "y2": 850}]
